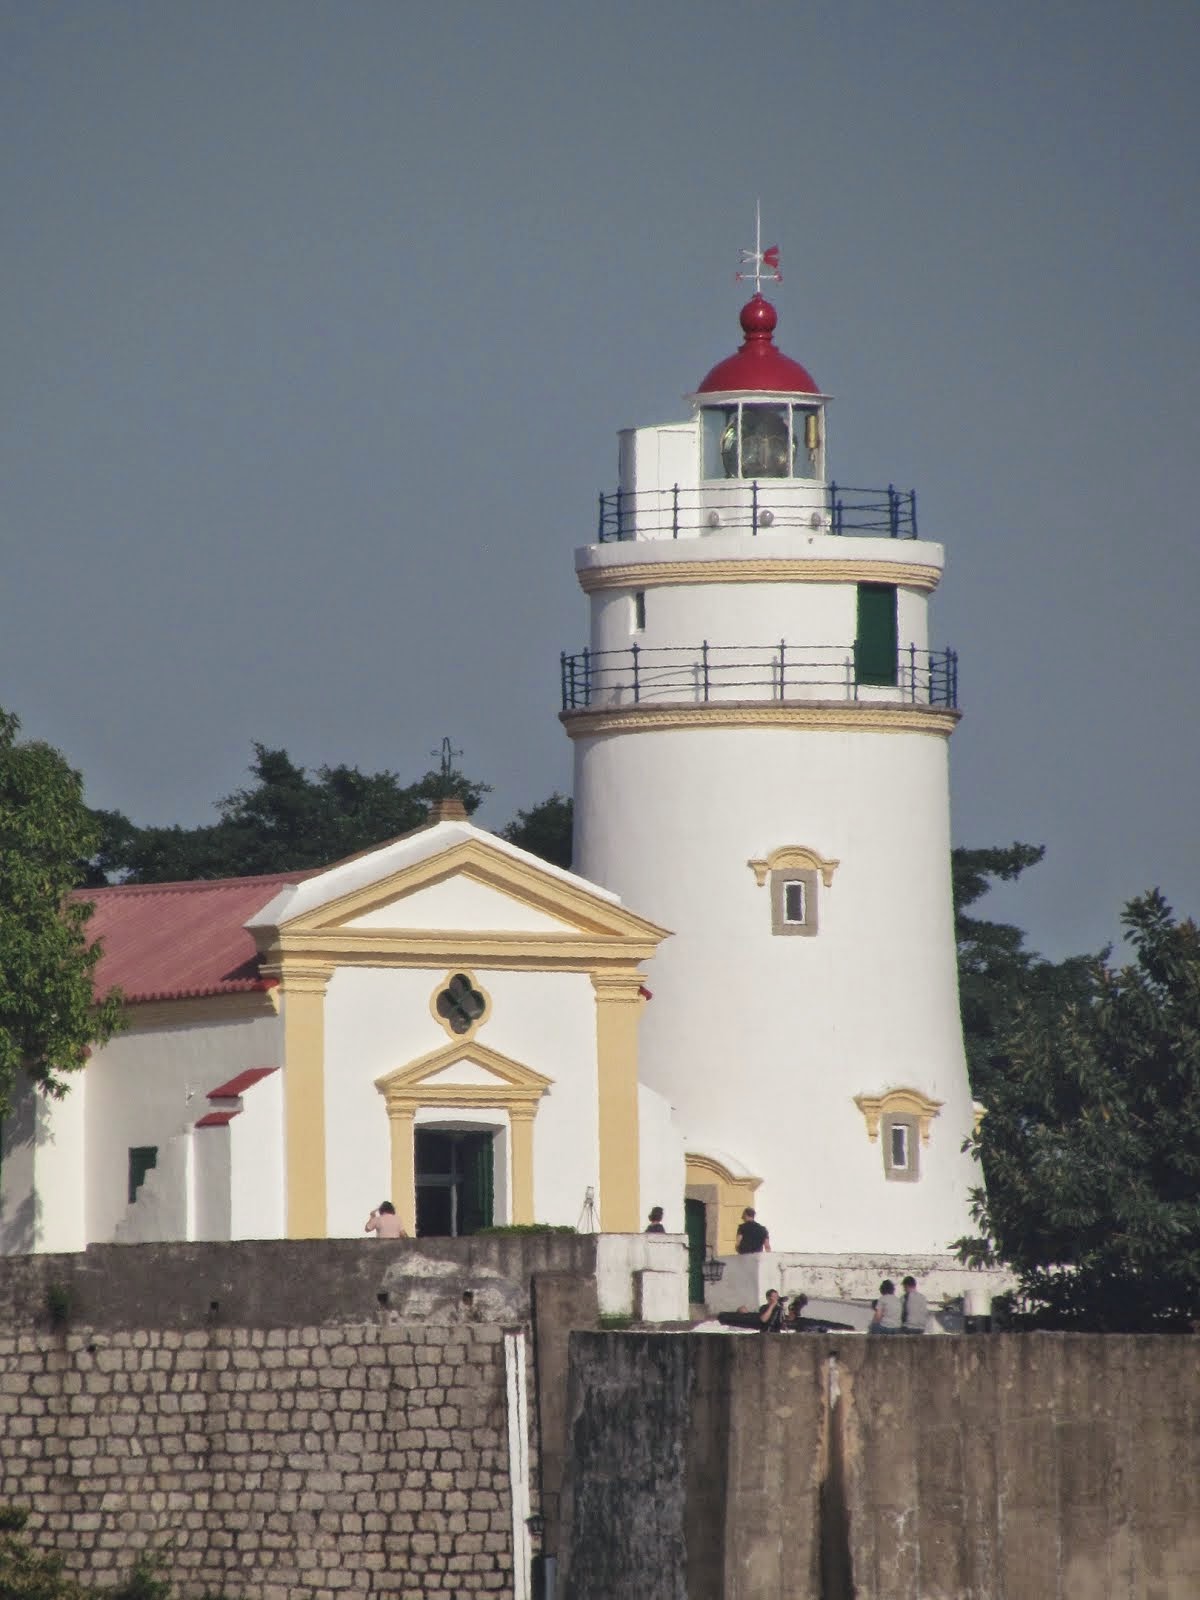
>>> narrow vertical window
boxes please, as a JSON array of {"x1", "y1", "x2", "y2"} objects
[
  {"x1": 783, "y1": 880, "x2": 806, "y2": 925},
  {"x1": 890, "y1": 1124, "x2": 909, "y2": 1171},
  {"x1": 633, "y1": 590, "x2": 646, "y2": 632}
]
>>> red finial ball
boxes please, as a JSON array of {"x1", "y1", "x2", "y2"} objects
[{"x1": 740, "y1": 294, "x2": 778, "y2": 337}]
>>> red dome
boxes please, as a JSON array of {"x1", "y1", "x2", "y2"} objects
[{"x1": 696, "y1": 294, "x2": 820, "y2": 395}]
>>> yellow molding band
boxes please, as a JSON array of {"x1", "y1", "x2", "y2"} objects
[
  {"x1": 280, "y1": 981, "x2": 330, "y2": 1238},
  {"x1": 562, "y1": 702, "x2": 961, "y2": 739},
  {"x1": 578, "y1": 558, "x2": 942, "y2": 594},
  {"x1": 591, "y1": 971, "x2": 644, "y2": 1233},
  {"x1": 265, "y1": 931, "x2": 665, "y2": 971},
  {"x1": 119, "y1": 991, "x2": 280, "y2": 1030},
  {"x1": 388, "y1": 1106, "x2": 417, "y2": 1235}
]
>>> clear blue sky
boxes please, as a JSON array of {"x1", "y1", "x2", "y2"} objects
[{"x1": 3, "y1": 0, "x2": 1197, "y2": 960}]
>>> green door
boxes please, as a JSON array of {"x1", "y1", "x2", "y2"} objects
[
  {"x1": 684, "y1": 1198, "x2": 707, "y2": 1306},
  {"x1": 855, "y1": 583, "x2": 898, "y2": 686}
]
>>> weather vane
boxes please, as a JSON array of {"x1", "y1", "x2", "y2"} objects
[
  {"x1": 432, "y1": 735, "x2": 463, "y2": 795},
  {"x1": 736, "y1": 198, "x2": 781, "y2": 294}
]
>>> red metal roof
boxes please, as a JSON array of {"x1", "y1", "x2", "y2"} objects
[
  {"x1": 208, "y1": 1066, "x2": 279, "y2": 1100},
  {"x1": 73, "y1": 872, "x2": 313, "y2": 1005},
  {"x1": 697, "y1": 294, "x2": 820, "y2": 395}
]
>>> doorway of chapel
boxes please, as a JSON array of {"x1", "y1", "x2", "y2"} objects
[{"x1": 414, "y1": 1127, "x2": 495, "y2": 1237}]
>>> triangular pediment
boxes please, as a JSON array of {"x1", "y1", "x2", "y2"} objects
[
  {"x1": 375, "y1": 1039, "x2": 554, "y2": 1104},
  {"x1": 267, "y1": 834, "x2": 668, "y2": 944}
]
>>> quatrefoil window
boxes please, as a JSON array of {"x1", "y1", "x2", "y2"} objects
[{"x1": 433, "y1": 971, "x2": 489, "y2": 1037}]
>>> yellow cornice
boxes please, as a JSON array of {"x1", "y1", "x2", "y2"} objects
[
  {"x1": 261, "y1": 929, "x2": 663, "y2": 973},
  {"x1": 578, "y1": 557, "x2": 942, "y2": 594},
  {"x1": 748, "y1": 846, "x2": 840, "y2": 889},
  {"x1": 854, "y1": 1088, "x2": 944, "y2": 1144},
  {"x1": 120, "y1": 991, "x2": 280, "y2": 1030},
  {"x1": 264, "y1": 836, "x2": 669, "y2": 945},
  {"x1": 561, "y1": 702, "x2": 960, "y2": 739}
]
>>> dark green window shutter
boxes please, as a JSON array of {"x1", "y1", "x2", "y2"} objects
[
  {"x1": 461, "y1": 1133, "x2": 494, "y2": 1235},
  {"x1": 855, "y1": 583, "x2": 898, "y2": 686}
]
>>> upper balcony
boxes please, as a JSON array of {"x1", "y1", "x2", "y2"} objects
[
  {"x1": 597, "y1": 482, "x2": 917, "y2": 543},
  {"x1": 561, "y1": 640, "x2": 958, "y2": 712}
]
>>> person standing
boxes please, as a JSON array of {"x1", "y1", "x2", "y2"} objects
[
  {"x1": 365, "y1": 1201, "x2": 407, "y2": 1238},
  {"x1": 644, "y1": 1206, "x2": 666, "y2": 1233},
  {"x1": 901, "y1": 1274, "x2": 930, "y2": 1333},
  {"x1": 869, "y1": 1279, "x2": 903, "y2": 1334},
  {"x1": 735, "y1": 1207, "x2": 770, "y2": 1253}
]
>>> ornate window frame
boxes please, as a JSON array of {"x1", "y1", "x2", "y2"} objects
[
  {"x1": 748, "y1": 846, "x2": 839, "y2": 938},
  {"x1": 429, "y1": 969, "x2": 491, "y2": 1040},
  {"x1": 853, "y1": 1088, "x2": 944, "y2": 1184}
]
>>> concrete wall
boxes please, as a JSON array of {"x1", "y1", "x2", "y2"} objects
[{"x1": 559, "y1": 1332, "x2": 1200, "y2": 1600}]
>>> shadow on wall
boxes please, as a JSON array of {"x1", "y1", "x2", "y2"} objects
[{"x1": 0, "y1": 1080, "x2": 39, "y2": 1255}]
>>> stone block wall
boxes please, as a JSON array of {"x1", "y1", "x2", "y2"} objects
[
  {"x1": 0, "y1": 1238, "x2": 609, "y2": 1597},
  {"x1": 0, "y1": 1319, "x2": 518, "y2": 1597}
]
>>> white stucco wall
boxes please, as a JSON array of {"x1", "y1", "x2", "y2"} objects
[
  {"x1": 82, "y1": 1011, "x2": 283, "y2": 1247},
  {"x1": 638, "y1": 1083, "x2": 686, "y2": 1235},
  {"x1": 321, "y1": 966, "x2": 603, "y2": 1237},
  {"x1": 227, "y1": 1068, "x2": 285, "y2": 1240}
]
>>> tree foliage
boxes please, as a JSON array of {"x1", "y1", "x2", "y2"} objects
[
  {"x1": 952, "y1": 842, "x2": 1096, "y2": 1103},
  {"x1": 501, "y1": 792, "x2": 573, "y2": 870},
  {"x1": 956, "y1": 891, "x2": 1200, "y2": 1330},
  {"x1": 0, "y1": 711, "x2": 123, "y2": 1119},
  {"x1": 89, "y1": 745, "x2": 490, "y2": 884}
]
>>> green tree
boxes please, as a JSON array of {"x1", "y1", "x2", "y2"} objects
[
  {"x1": 501, "y1": 792, "x2": 573, "y2": 870},
  {"x1": 952, "y1": 842, "x2": 1096, "y2": 1102},
  {"x1": 956, "y1": 890, "x2": 1200, "y2": 1331},
  {"x1": 91, "y1": 745, "x2": 490, "y2": 883},
  {"x1": 0, "y1": 711, "x2": 123, "y2": 1119}
]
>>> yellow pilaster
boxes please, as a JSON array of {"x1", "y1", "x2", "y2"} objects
[
  {"x1": 276, "y1": 965, "x2": 332, "y2": 1239},
  {"x1": 388, "y1": 1106, "x2": 417, "y2": 1236},
  {"x1": 591, "y1": 969, "x2": 645, "y2": 1232},
  {"x1": 509, "y1": 1108, "x2": 536, "y2": 1224}
]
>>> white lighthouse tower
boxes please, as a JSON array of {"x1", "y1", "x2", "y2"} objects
[{"x1": 563, "y1": 231, "x2": 979, "y2": 1269}]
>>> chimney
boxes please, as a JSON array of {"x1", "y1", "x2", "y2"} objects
[{"x1": 429, "y1": 794, "x2": 468, "y2": 824}]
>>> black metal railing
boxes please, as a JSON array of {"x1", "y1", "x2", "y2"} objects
[
  {"x1": 597, "y1": 482, "x2": 917, "y2": 542},
  {"x1": 561, "y1": 641, "x2": 958, "y2": 710}
]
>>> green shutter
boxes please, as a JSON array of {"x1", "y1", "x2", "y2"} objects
[
  {"x1": 684, "y1": 1198, "x2": 707, "y2": 1305},
  {"x1": 855, "y1": 583, "x2": 898, "y2": 687},
  {"x1": 460, "y1": 1133, "x2": 494, "y2": 1235}
]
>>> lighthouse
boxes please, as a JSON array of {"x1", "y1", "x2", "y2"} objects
[{"x1": 562, "y1": 230, "x2": 979, "y2": 1267}]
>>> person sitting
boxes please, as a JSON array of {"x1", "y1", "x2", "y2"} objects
[
  {"x1": 785, "y1": 1293, "x2": 809, "y2": 1329},
  {"x1": 900, "y1": 1275, "x2": 930, "y2": 1333},
  {"x1": 869, "y1": 1279, "x2": 903, "y2": 1334},
  {"x1": 644, "y1": 1206, "x2": 666, "y2": 1233},
  {"x1": 758, "y1": 1289, "x2": 785, "y2": 1332}
]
